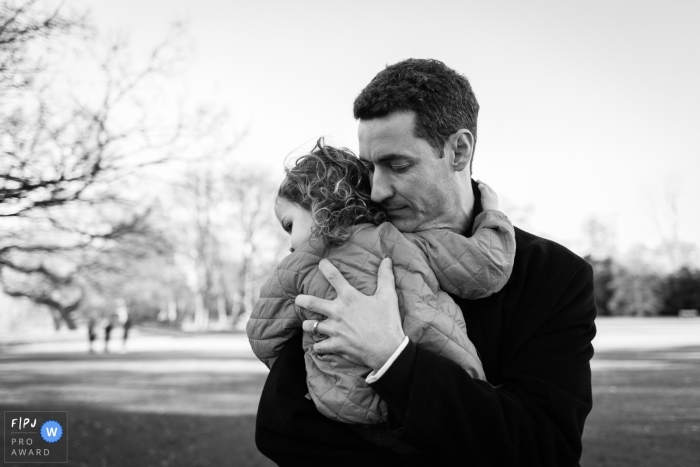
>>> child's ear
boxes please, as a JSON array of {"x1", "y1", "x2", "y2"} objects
[{"x1": 448, "y1": 130, "x2": 474, "y2": 173}]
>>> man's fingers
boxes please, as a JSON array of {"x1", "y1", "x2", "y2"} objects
[
  {"x1": 376, "y1": 258, "x2": 396, "y2": 296},
  {"x1": 295, "y1": 294, "x2": 333, "y2": 317},
  {"x1": 302, "y1": 319, "x2": 319, "y2": 334},
  {"x1": 302, "y1": 318, "x2": 332, "y2": 336},
  {"x1": 296, "y1": 259, "x2": 355, "y2": 319},
  {"x1": 318, "y1": 259, "x2": 352, "y2": 296},
  {"x1": 313, "y1": 339, "x2": 333, "y2": 355},
  {"x1": 314, "y1": 341, "x2": 362, "y2": 365},
  {"x1": 313, "y1": 338, "x2": 349, "y2": 360}
]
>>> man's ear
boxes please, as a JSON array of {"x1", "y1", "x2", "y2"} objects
[{"x1": 446, "y1": 129, "x2": 474, "y2": 172}]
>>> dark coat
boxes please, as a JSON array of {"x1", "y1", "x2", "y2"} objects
[{"x1": 254, "y1": 181, "x2": 597, "y2": 467}]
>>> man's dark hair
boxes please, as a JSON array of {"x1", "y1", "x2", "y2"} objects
[{"x1": 353, "y1": 58, "x2": 479, "y2": 162}]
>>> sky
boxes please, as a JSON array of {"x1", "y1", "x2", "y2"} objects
[{"x1": 73, "y1": 0, "x2": 700, "y2": 261}]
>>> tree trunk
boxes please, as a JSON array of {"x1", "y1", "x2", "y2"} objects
[
  {"x1": 3, "y1": 289, "x2": 80, "y2": 330},
  {"x1": 216, "y1": 294, "x2": 228, "y2": 325},
  {"x1": 193, "y1": 292, "x2": 208, "y2": 331},
  {"x1": 168, "y1": 298, "x2": 178, "y2": 321},
  {"x1": 40, "y1": 298, "x2": 80, "y2": 330}
]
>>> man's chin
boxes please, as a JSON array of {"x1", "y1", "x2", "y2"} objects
[{"x1": 387, "y1": 213, "x2": 418, "y2": 233}]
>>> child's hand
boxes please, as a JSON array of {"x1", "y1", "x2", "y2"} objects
[{"x1": 477, "y1": 180, "x2": 499, "y2": 211}]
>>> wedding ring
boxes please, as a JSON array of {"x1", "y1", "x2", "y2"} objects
[{"x1": 312, "y1": 320, "x2": 321, "y2": 336}]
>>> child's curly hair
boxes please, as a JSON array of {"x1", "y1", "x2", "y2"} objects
[{"x1": 278, "y1": 138, "x2": 387, "y2": 246}]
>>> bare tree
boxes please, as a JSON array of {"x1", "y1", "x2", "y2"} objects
[
  {"x1": 0, "y1": 2, "x2": 202, "y2": 328},
  {"x1": 0, "y1": 0, "x2": 81, "y2": 99},
  {"x1": 582, "y1": 217, "x2": 616, "y2": 260},
  {"x1": 649, "y1": 181, "x2": 698, "y2": 272},
  {"x1": 608, "y1": 267, "x2": 662, "y2": 317},
  {"x1": 224, "y1": 170, "x2": 285, "y2": 326},
  {"x1": 165, "y1": 160, "x2": 286, "y2": 331},
  {"x1": 174, "y1": 167, "x2": 222, "y2": 330}
]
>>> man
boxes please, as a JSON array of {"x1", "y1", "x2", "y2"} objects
[{"x1": 255, "y1": 59, "x2": 596, "y2": 466}]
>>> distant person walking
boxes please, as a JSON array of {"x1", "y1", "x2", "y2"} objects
[
  {"x1": 87, "y1": 318, "x2": 97, "y2": 354},
  {"x1": 104, "y1": 317, "x2": 114, "y2": 354},
  {"x1": 122, "y1": 316, "x2": 132, "y2": 353}
]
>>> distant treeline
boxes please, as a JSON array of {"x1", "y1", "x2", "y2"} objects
[{"x1": 586, "y1": 256, "x2": 700, "y2": 316}]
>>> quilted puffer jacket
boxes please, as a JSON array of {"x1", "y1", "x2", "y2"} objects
[{"x1": 248, "y1": 210, "x2": 515, "y2": 425}]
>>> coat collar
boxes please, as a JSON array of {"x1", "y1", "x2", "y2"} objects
[{"x1": 465, "y1": 178, "x2": 483, "y2": 237}]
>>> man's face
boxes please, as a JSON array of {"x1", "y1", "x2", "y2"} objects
[{"x1": 358, "y1": 111, "x2": 460, "y2": 233}]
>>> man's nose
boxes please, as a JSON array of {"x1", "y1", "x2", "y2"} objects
[{"x1": 370, "y1": 170, "x2": 392, "y2": 204}]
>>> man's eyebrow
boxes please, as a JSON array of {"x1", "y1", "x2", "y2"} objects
[{"x1": 360, "y1": 153, "x2": 413, "y2": 164}]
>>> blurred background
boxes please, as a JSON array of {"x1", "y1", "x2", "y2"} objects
[{"x1": 0, "y1": 1, "x2": 698, "y2": 466}]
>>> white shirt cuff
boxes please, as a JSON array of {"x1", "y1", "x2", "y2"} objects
[{"x1": 365, "y1": 336, "x2": 410, "y2": 384}]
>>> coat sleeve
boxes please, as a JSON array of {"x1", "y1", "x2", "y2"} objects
[
  {"x1": 246, "y1": 267, "x2": 304, "y2": 369},
  {"x1": 411, "y1": 210, "x2": 516, "y2": 299},
  {"x1": 370, "y1": 262, "x2": 596, "y2": 466}
]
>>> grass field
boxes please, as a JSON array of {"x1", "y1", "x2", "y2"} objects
[
  {"x1": 1, "y1": 318, "x2": 699, "y2": 467},
  {"x1": 582, "y1": 318, "x2": 700, "y2": 467}
]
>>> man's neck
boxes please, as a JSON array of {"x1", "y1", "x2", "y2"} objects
[{"x1": 412, "y1": 177, "x2": 477, "y2": 234}]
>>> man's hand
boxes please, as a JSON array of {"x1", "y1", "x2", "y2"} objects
[{"x1": 297, "y1": 257, "x2": 405, "y2": 371}]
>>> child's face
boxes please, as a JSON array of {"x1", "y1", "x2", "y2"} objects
[{"x1": 275, "y1": 197, "x2": 314, "y2": 253}]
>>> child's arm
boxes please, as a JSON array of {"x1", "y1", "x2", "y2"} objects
[
  {"x1": 411, "y1": 182, "x2": 516, "y2": 299},
  {"x1": 247, "y1": 266, "x2": 307, "y2": 369}
]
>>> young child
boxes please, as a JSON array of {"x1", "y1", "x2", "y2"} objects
[{"x1": 247, "y1": 138, "x2": 515, "y2": 428}]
